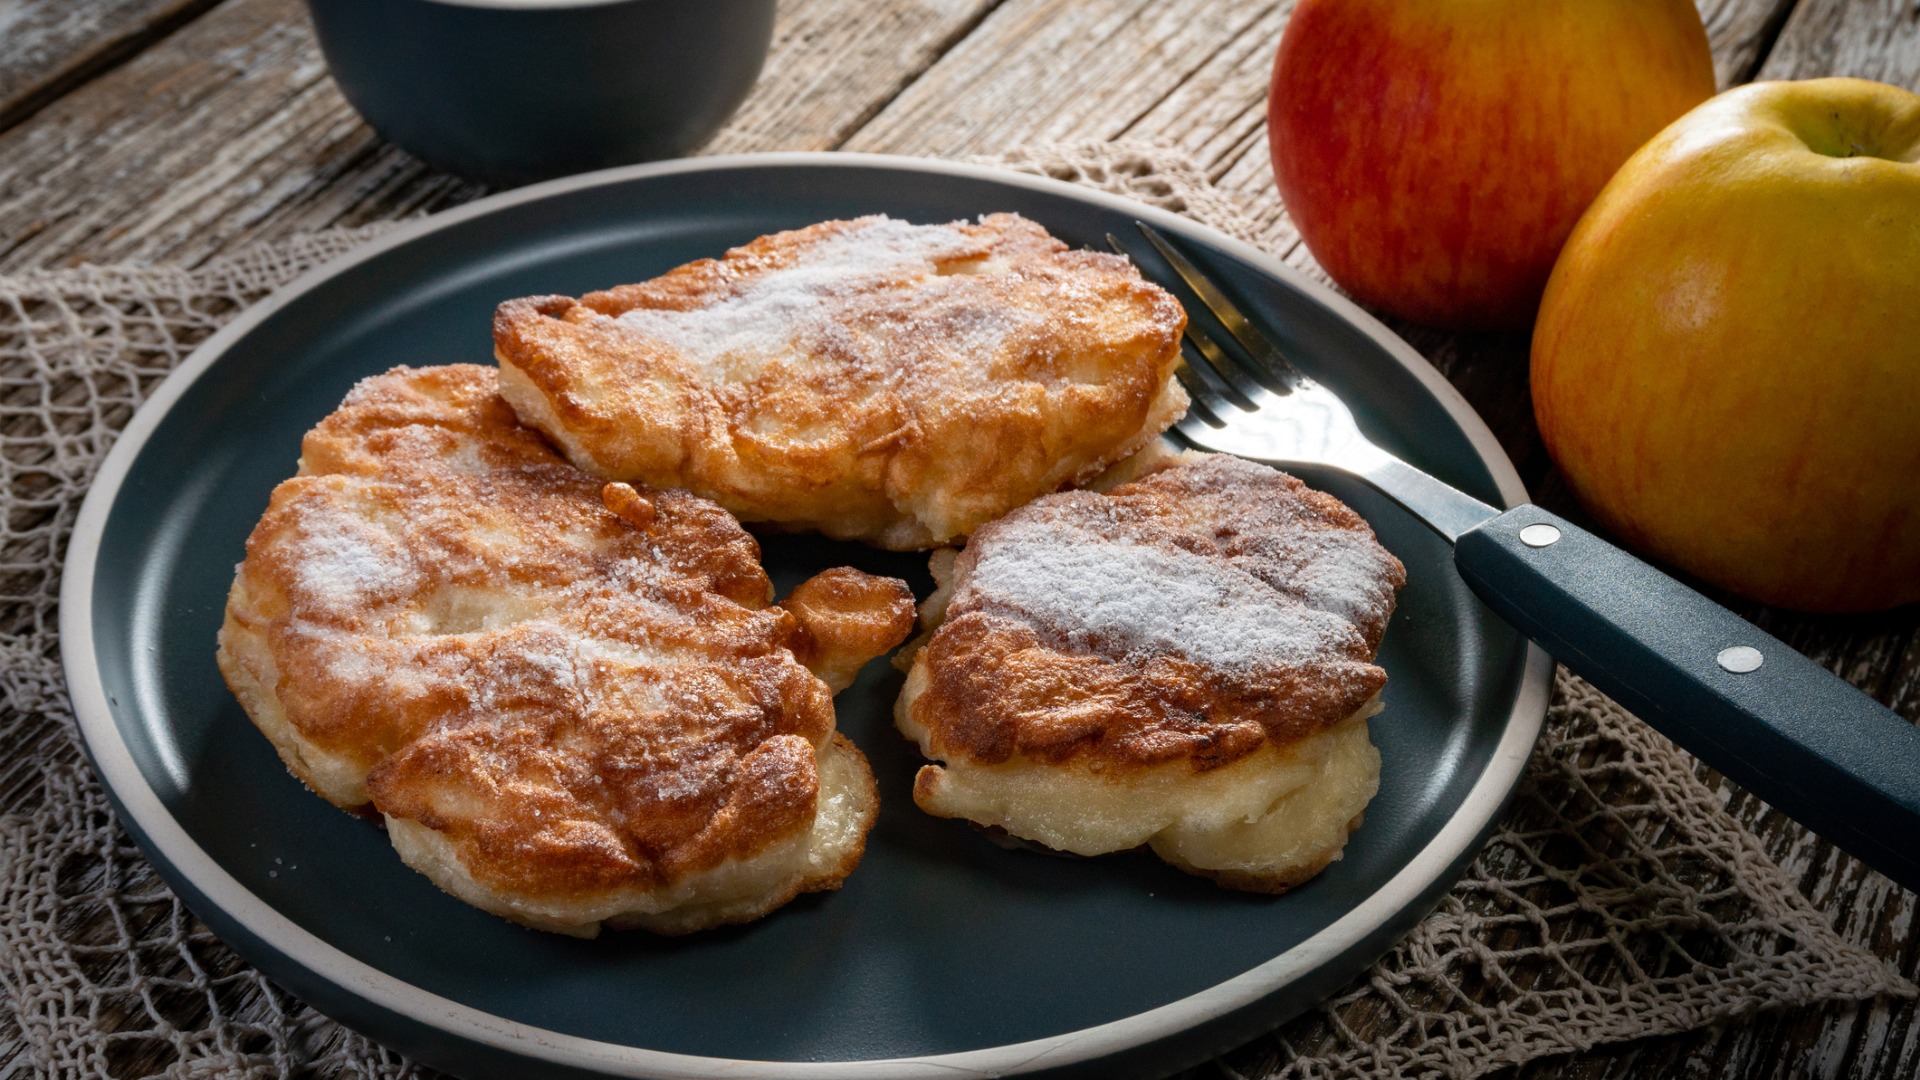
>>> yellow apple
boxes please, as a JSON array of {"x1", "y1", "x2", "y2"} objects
[{"x1": 1532, "y1": 78, "x2": 1920, "y2": 613}]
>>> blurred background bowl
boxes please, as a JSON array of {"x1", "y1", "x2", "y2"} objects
[{"x1": 306, "y1": 0, "x2": 776, "y2": 187}]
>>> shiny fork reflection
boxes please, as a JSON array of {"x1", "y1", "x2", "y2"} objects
[{"x1": 1111, "y1": 222, "x2": 1499, "y2": 541}]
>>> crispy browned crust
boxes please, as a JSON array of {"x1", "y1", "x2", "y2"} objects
[
  {"x1": 602, "y1": 730, "x2": 883, "y2": 934},
  {"x1": 492, "y1": 213, "x2": 1188, "y2": 549},
  {"x1": 781, "y1": 567, "x2": 917, "y2": 694},
  {"x1": 904, "y1": 454, "x2": 1407, "y2": 773},
  {"x1": 215, "y1": 364, "x2": 910, "y2": 925}
]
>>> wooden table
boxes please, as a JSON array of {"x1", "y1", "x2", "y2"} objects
[{"x1": 2, "y1": 1, "x2": 1915, "y2": 1076}]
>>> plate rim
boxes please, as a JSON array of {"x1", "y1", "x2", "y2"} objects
[{"x1": 59, "y1": 150, "x2": 1552, "y2": 1079}]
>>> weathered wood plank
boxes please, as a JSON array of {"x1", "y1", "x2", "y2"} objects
[
  {"x1": 0, "y1": 0, "x2": 440, "y2": 271},
  {"x1": 707, "y1": 0, "x2": 1007, "y2": 155},
  {"x1": 1698, "y1": 0, "x2": 1802, "y2": 87},
  {"x1": 1138, "y1": 0, "x2": 1818, "y2": 233},
  {"x1": 0, "y1": 0, "x2": 223, "y2": 134},
  {"x1": 1759, "y1": 0, "x2": 1920, "y2": 86},
  {"x1": 846, "y1": 0, "x2": 1813, "y2": 245},
  {"x1": 3, "y1": 0, "x2": 1918, "y2": 1076},
  {"x1": 844, "y1": 0, "x2": 1290, "y2": 157},
  {"x1": 0, "y1": 0, "x2": 1006, "y2": 272}
]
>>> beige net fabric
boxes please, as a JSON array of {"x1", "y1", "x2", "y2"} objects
[{"x1": 0, "y1": 145, "x2": 1908, "y2": 1080}]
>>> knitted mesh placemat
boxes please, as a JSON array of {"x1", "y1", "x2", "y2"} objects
[{"x1": 0, "y1": 144, "x2": 1909, "y2": 1080}]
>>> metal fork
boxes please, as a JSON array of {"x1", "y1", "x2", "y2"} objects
[{"x1": 1113, "y1": 221, "x2": 1920, "y2": 895}]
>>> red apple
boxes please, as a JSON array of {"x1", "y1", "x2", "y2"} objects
[
  {"x1": 1532, "y1": 78, "x2": 1920, "y2": 613},
  {"x1": 1268, "y1": 0, "x2": 1717, "y2": 331}
]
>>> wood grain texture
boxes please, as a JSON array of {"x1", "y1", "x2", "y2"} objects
[
  {"x1": 1698, "y1": 0, "x2": 1802, "y2": 87},
  {"x1": 0, "y1": 0, "x2": 224, "y2": 133},
  {"x1": 844, "y1": 0, "x2": 1290, "y2": 156},
  {"x1": 706, "y1": 0, "x2": 1008, "y2": 154},
  {"x1": 3, "y1": 0, "x2": 1920, "y2": 1076},
  {"x1": 1758, "y1": 0, "x2": 1920, "y2": 86},
  {"x1": 0, "y1": 0, "x2": 473, "y2": 272},
  {"x1": 0, "y1": 0, "x2": 1006, "y2": 271}
]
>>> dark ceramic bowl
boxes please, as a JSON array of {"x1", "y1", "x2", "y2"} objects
[{"x1": 306, "y1": 0, "x2": 775, "y2": 186}]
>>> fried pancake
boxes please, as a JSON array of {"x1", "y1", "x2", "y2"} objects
[
  {"x1": 895, "y1": 454, "x2": 1407, "y2": 892},
  {"x1": 492, "y1": 213, "x2": 1189, "y2": 550},
  {"x1": 216, "y1": 365, "x2": 915, "y2": 935}
]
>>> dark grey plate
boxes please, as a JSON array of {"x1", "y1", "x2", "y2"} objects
[{"x1": 61, "y1": 154, "x2": 1550, "y2": 1080}]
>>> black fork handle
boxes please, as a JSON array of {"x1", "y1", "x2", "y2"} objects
[
  {"x1": 1126, "y1": 222, "x2": 1920, "y2": 889},
  {"x1": 1455, "y1": 505, "x2": 1920, "y2": 894}
]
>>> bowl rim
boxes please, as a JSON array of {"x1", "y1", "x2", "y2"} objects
[{"x1": 412, "y1": 0, "x2": 655, "y2": 11}]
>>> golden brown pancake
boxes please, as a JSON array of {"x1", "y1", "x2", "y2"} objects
[
  {"x1": 216, "y1": 364, "x2": 915, "y2": 935},
  {"x1": 492, "y1": 213, "x2": 1188, "y2": 550},
  {"x1": 895, "y1": 453, "x2": 1406, "y2": 892}
]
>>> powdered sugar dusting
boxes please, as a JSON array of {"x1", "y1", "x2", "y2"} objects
[
  {"x1": 287, "y1": 502, "x2": 420, "y2": 615},
  {"x1": 1250, "y1": 528, "x2": 1392, "y2": 631},
  {"x1": 952, "y1": 455, "x2": 1405, "y2": 677},
  {"x1": 612, "y1": 216, "x2": 1002, "y2": 378},
  {"x1": 967, "y1": 516, "x2": 1362, "y2": 672},
  {"x1": 225, "y1": 365, "x2": 895, "y2": 919}
]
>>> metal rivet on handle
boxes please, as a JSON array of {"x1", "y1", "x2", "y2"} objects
[
  {"x1": 1519, "y1": 524, "x2": 1561, "y2": 548},
  {"x1": 1717, "y1": 646, "x2": 1764, "y2": 674}
]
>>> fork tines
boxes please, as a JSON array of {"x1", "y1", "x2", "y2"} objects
[{"x1": 1107, "y1": 224, "x2": 1306, "y2": 438}]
